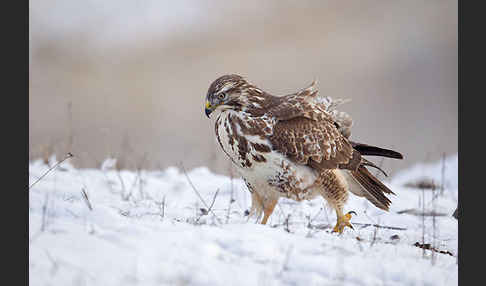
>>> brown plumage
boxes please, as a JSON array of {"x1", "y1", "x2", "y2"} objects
[
  {"x1": 350, "y1": 166, "x2": 394, "y2": 210},
  {"x1": 204, "y1": 74, "x2": 403, "y2": 232}
]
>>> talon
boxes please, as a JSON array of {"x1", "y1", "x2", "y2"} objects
[{"x1": 332, "y1": 211, "x2": 355, "y2": 233}]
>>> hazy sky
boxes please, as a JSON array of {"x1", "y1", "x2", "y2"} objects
[{"x1": 29, "y1": 0, "x2": 457, "y2": 177}]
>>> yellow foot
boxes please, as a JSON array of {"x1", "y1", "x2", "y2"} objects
[{"x1": 332, "y1": 211, "x2": 356, "y2": 233}]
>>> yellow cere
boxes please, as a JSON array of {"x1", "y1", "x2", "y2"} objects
[{"x1": 205, "y1": 101, "x2": 212, "y2": 109}]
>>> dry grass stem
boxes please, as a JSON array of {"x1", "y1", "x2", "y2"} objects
[
  {"x1": 81, "y1": 188, "x2": 93, "y2": 211},
  {"x1": 353, "y1": 223, "x2": 407, "y2": 231},
  {"x1": 196, "y1": 189, "x2": 220, "y2": 223},
  {"x1": 180, "y1": 163, "x2": 222, "y2": 223},
  {"x1": 29, "y1": 152, "x2": 74, "y2": 190}
]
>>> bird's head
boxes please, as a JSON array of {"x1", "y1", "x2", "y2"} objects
[{"x1": 204, "y1": 74, "x2": 259, "y2": 118}]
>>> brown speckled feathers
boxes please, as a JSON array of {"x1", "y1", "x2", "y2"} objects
[
  {"x1": 206, "y1": 74, "x2": 403, "y2": 220},
  {"x1": 249, "y1": 80, "x2": 400, "y2": 211},
  {"x1": 350, "y1": 166, "x2": 394, "y2": 210},
  {"x1": 269, "y1": 117, "x2": 360, "y2": 172},
  {"x1": 263, "y1": 84, "x2": 362, "y2": 173}
]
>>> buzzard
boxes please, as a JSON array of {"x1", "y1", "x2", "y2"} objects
[{"x1": 204, "y1": 74, "x2": 403, "y2": 233}]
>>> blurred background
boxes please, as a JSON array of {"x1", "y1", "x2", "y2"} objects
[{"x1": 29, "y1": 0, "x2": 457, "y2": 177}]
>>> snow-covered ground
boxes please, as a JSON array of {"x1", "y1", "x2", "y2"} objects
[{"x1": 29, "y1": 155, "x2": 458, "y2": 286}]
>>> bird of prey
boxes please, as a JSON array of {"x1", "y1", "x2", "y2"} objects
[{"x1": 204, "y1": 74, "x2": 403, "y2": 233}]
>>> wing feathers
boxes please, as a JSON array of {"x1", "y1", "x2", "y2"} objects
[
  {"x1": 269, "y1": 117, "x2": 360, "y2": 171},
  {"x1": 349, "y1": 165, "x2": 395, "y2": 211},
  {"x1": 351, "y1": 142, "x2": 403, "y2": 159},
  {"x1": 361, "y1": 158, "x2": 388, "y2": 177}
]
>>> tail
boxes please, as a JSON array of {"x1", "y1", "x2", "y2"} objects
[
  {"x1": 349, "y1": 165, "x2": 395, "y2": 211},
  {"x1": 351, "y1": 141, "x2": 403, "y2": 159}
]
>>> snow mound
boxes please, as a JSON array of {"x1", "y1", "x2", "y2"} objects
[{"x1": 29, "y1": 155, "x2": 458, "y2": 286}]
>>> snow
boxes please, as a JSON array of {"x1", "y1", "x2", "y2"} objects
[{"x1": 29, "y1": 155, "x2": 458, "y2": 286}]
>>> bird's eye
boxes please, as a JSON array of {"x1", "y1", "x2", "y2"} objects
[{"x1": 218, "y1": 93, "x2": 226, "y2": 100}]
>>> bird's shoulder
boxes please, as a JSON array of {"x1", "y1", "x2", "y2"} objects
[
  {"x1": 233, "y1": 81, "x2": 360, "y2": 172},
  {"x1": 258, "y1": 88, "x2": 358, "y2": 171}
]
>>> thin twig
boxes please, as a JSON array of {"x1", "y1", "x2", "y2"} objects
[
  {"x1": 135, "y1": 154, "x2": 148, "y2": 200},
  {"x1": 353, "y1": 222, "x2": 407, "y2": 231},
  {"x1": 276, "y1": 203, "x2": 287, "y2": 225},
  {"x1": 196, "y1": 189, "x2": 220, "y2": 223},
  {"x1": 128, "y1": 171, "x2": 140, "y2": 198},
  {"x1": 440, "y1": 152, "x2": 446, "y2": 196},
  {"x1": 81, "y1": 188, "x2": 93, "y2": 211},
  {"x1": 67, "y1": 101, "x2": 74, "y2": 153},
  {"x1": 208, "y1": 189, "x2": 220, "y2": 211},
  {"x1": 432, "y1": 180, "x2": 437, "y2": 265},
  {"x1": 414, "y1": 242, "x2": 454, "y2": 257},
  {"x1": 45, "y1": 249, "x2": 59, "y2": 276},
  {"x1": 323, "y1": 206, "x2": 331, "y2": 226},
  {"x1": 116, "y1": 170, "x2": 130, "y2": 201},
  {"x1": 161, "y1": 195, "x2": 166, "y2": 219},
  {"x1": 370, "y1": 224, "x2": 378, "y2": 248},
  {"x1": 29, "y1": 153, "x2": 74, "y2": 190},
  {"x1": 421, "y1": 186, "x2": 426, "y2": 258},
  {"x1": 284, "y1": 214, "x2": 291, "y2": 233},
  {"x1": 226, "y1": 163, "x2": 234, "y2": 224},
  {"x1": 307, "y1": 207, "x2": 323, "y2": 229},
  {"x1": 180, "y1": 163, "x2": 222, "y2": 223},
  {"x1": 41, "y1": 193, "x2": 49, "y2": 232},
  {"x1": 180, "y1": 164, "x2": 210, "y2": 209}
]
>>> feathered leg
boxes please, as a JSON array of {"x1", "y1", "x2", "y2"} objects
[
  {"x1": 319, "y1": 170, "x2": 355, "y2": 233},
  {"x1": 261, "y1": 198, "x2": 278, "y2": 225},
  {"x1": 248, "y1": 191, "x2": 278, "y2": 225},
  {"x1": 248, "y1": 191, "x2": 264, "y2": 221}
]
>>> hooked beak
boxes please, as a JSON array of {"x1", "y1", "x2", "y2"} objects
[{"x1": 205, "y1": 100, "x2": 214, "y2": 118}]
